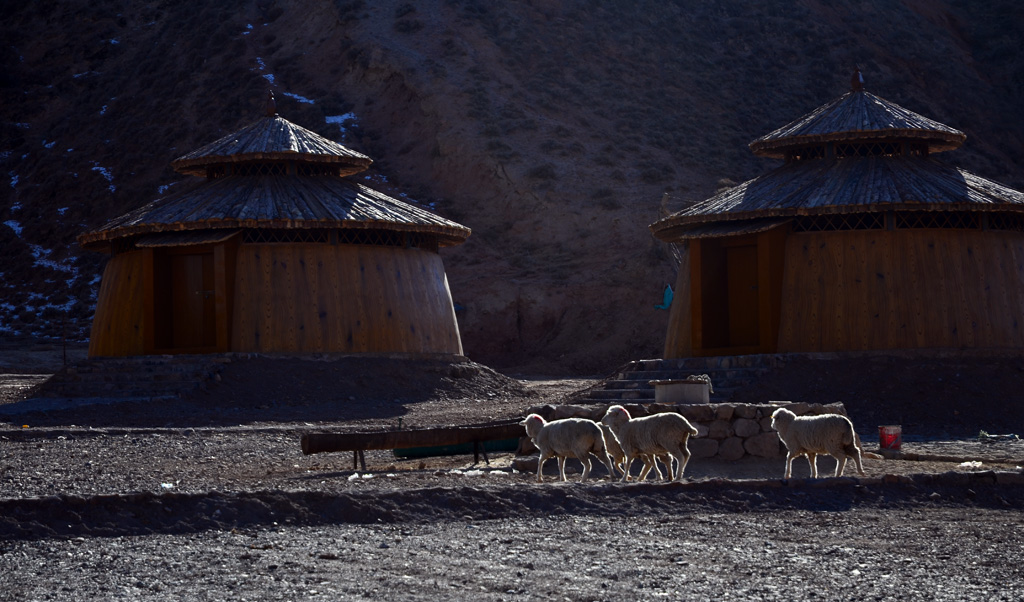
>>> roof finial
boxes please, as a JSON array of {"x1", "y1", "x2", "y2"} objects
[
  {"x1": 851, "y1": 67, "x2": 864, "y2": 92},
  {"x1": 265, "y1": 91, "x2": 278, "y2": 117}
]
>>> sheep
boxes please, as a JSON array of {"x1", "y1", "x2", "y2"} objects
[
  {"x1": 520, "y1": 414, "x2": 617, "y2": 482},
  {"x1": 770, "y1": 408, "x2": 866, "y2": 479},
  {"x1": 598, "y1": 423, "x2": 670, "y2": 481},
  {"x1": 600, "y1": 405, "x2": 698, "y2": 483}
]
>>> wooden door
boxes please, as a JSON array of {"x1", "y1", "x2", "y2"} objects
[
  {"x1": 170, "y1": 253, "x2": 216, "y2": 349},
  {"x1": 726, "y1": 244, "x2": 759, "y2": 347}
]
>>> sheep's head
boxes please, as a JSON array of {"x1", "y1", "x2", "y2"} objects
[
  {"x1": 770, "y1": 408, "x2": 795, "y2": 431},
  {"x1": 520, "y1": 414, "x2": 546, "y2": 438},
  {"x1": 601, "y1": 405, "x2": 630, "y2": 429}
]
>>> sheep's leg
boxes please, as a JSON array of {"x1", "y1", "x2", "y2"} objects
[
  {"x1": 661, "y1": 455, "x2": 677, "y2": 481},
  {"x1": 833, "y1": 451, "x2": 847, "y2": 477},
  {"x1": 579, "y1": 455, "x2": 593, "y2": 482},
  {"x1": 806, "y1": 453, "x2": 818, "y2": 478},
  {"x1": 674, "y1": 447, "x2": 691, "y2": 481},
  {"x1": 637, "y1": 458, "x2": 654, "y2": 482},
  {"x1": 537, "y1": 452, "x2": 551, "y2": 482},
  {"x1": 620, "y1": 455, "x2": 634, "y2": 483},
  {"x1": 846, "y1": 444, "x2": 866, "y2": 475},
  {"x1": 557, "y1": 456, "x2": 568, "y2": 482},
  {"x1": 649, "y1": 455, "x2": 664, "y2": 481},
  {"x1": 594, "y1": 451, "x2": 617, "y2": 480},
  {"x1": 784, "y1": 453, "x2": 795, "y2": 479}
]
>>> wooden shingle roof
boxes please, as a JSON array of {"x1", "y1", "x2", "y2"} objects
[
  {"x1": 172, "y1": 115, "x2": 372, "y2": 177},
  {"x1": 79, "y1": 176, "x2": 471, "y2": 249},
  {"x1": 80, "y1": 103, "x2": 471, "y2": 250},
  {"x1": 749, "y1": 91, "x2": 965, "y2": 158},
  {"x1": 651, "y1": 157, "x2": 1024, "y2": 240}
]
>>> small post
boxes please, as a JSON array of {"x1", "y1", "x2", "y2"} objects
[
  {"x1": 359, "y1": 450, "x2": 367, "y2": 471},
  {"x1": 472, "y1": 441, "x2": 490, "y2": 466},
  {"x1": 61, "y1": 311, "x2": 67, "y2": 367}
]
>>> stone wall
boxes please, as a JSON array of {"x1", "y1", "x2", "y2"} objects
[{"x1": 520, "y1": 401, "x2": 851, "y2": 461}]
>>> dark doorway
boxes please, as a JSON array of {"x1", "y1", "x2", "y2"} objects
[
  {"x1": 154, "y1": 251, "x2": 217, "y2": 351},
  {"x1": 700, "y1": 238, "x2": 760, "y2": 352}
]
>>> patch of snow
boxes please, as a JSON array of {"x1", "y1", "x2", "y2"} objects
[
  {"x1": 29, "y1": 244, "x2": 78, "y2": 276},
  {"x1": 9, "y1": 173, "x2": 18, "y2": 188},
  {"x1": 157, "y1": 182, "x2": 177, "y2": 195},
  {"x1": 43, "y1": 140, "x2": 56, "y2": 149},
  {"x1": 109, "y1": 38, "x2": 120, "y2": 45},
  {"x1": 256, "y1": 57, "x2": 280, "y2": 83},
  {"x1": 66, "y1": 148, "x2": 74, "y2": 153},
  {"x1": 90, "y1": 162, "x2": 116, "y2": 192},
  {"x1": 10, "y1": 201, "x2": 20, "y2": 211},
  {"x1": 326, "y1": 112, "x2": 358, "y2": 137},
  {"x1": 282, "y1": 92, "x2": 315, "y2": 104},
  {"x1": 100, "y1": 105, "x2": 108, "y2": 115},
  {"x1": 57, "y1": 207, "x2": 68, "y2": 215},
  {"x1": 4, "y1": 220, "x2": 23, "y2": 235},
  {"x1": 14, "y1": 123, "x2": 30, "y2": 129},
  {"x1": 243, "y1": 24, "x2": 253, "y2": 35}
]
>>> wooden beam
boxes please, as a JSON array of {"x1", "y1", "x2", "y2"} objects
[{"x1": 301, "y1": 420, "x2": 526, "y2": 455}]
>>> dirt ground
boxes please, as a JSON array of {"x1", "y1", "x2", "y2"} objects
[{"x1": 2, "y1": 343, "x2": 1024, "y2": 600}]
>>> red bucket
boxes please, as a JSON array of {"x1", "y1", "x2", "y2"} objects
[{"x1": 879, "y1": 425, "x2": 902, "y2": 450}]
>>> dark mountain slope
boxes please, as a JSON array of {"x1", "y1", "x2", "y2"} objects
[{"x1": 2, "y1": 0, "x2": 1022, "y2": 373}]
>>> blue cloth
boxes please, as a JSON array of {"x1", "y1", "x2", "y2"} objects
[{"x1": 654, "y1": 284, "x2": 673, "y2": 310}]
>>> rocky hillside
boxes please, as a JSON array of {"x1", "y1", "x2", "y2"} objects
[{"x1": 2, "y1": 0, "x2": 1022, "y2": 374}]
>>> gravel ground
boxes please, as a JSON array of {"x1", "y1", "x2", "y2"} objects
[{"x1": 2, "y1": 348, "x2": 1024, "y2": 600}]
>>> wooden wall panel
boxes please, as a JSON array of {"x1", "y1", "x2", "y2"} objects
[
  {"x1": 88, "y1": 251, "x2": 148, "y2": 357},
  {"x1": 778, "y1": 229, "x2": 1024, "y2": 353},
  {"x1": 663, "y1": 243, "x2": 693, "y2": 358},
  {"x1": 232, "y1": 244, "x2": 463, "y2": 354}
]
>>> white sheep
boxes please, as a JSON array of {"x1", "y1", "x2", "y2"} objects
[
  {"x1": 599, "y1": 423, "x2": 675, "y2": 482},
  {"x1": 520, "y1": 414, "x2": 617, "y2": 482},
  {"x1": 770, "y1": 408, "x2": 866, "y2": 479},
  {"x1": 600, "y1": 405, "x2": 698, "y2": 483}
]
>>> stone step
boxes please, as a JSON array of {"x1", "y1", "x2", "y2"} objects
[{"x1": 579, "y1": 355, "x2": 777, "y2": 405}]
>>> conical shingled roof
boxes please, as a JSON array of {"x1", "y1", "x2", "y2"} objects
[
  {"x1": 78, "y1": 176, "x2": 471, "y2": 248},
  {"x1": 650, "y1": 157, "x2": 1024, "y2": 239},
  {"x1": 749, "y1": 90, "x2": 966, "y2": 158},
  {"x1": 172, "y1": 114, "x2": 373, "y2": 177},
  {"x1": 79, "y1": 106, "x2": 470, "y2": 249},
  {"x1": 651, "y1": 84, "x2": 1024, "y2": 242}
]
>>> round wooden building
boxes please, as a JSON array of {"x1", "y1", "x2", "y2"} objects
[
  {"x1": 79, "y1": 97, "x2": 470, "y2": 357},
  {"x1": 651, "y1": 78, "x2": 1024, "y2": 358}
]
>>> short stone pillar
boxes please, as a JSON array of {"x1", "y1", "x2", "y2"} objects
[{"x1": 650, "y1": 379, "x2": 710, "y2": 404}]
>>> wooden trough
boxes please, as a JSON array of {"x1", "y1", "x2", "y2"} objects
[{"x1": 301, "y1": 419, "x2": 526, "y2": 469}]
